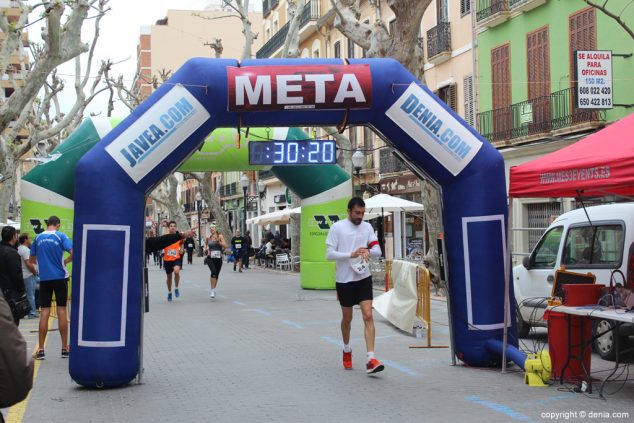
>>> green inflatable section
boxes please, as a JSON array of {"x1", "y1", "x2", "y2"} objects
[{"x1": 21, "y1": 119, "x2": 352, "y2": 290}]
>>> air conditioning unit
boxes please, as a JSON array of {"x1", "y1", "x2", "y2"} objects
[{"x1": 274, "y1": 194, "x2": 286, "y2": 204}]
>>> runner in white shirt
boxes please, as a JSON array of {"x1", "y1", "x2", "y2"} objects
[{"x1": 326, "y1": 197, "x2": 384, "y2": 374}]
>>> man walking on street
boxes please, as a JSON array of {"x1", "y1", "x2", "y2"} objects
[
  {"x1": 163, "y1": 221, "x2": 184, "y2": 301},
  {"x1": 326, "y1": 197, "x2": 384, "y2": 374},
  {"x1": 29, "y1": 216, "x2": 73, "y2": 359},
  {"x1": 18, "y1": 234, "x2": 38, "y2": 318},
  {"x1": 0, "y1": 226, "x2": 26, "y2": 326}
]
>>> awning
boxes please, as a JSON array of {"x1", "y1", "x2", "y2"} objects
[{"x1": 509, "y1": 112, "x2": 634, "y2": 198}]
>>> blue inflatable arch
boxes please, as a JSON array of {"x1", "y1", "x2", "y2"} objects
[{"x1": 71, "y1": 58, "x2": 516, "y2": 387}]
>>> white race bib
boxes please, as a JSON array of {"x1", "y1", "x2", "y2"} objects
[
  {"x1": 167, "y1": 249, "x2": 178, "y2": 258},
  {"x1": 350, "y1": 257, "x2": 369, "y2": 274},
  {"x1": 235, "y1": 243, "x2": 242, "y2": 249},
  {"x1": 188, "y1": 243, "x2": 194, "y2": 248},
  {"x1": 210, "y1": 250, "x2": 222, "y2": 259}
]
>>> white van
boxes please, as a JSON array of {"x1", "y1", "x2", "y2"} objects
[{"x1": 513, "y1": 203, "x2": 634, "y2": 360}]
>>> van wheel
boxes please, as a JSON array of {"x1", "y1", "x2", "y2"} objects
[
  {"x1": 593, "y1": 319, "x2": 628, "y2": 361},
  {"x1": 516, "y1": 304, "x2": 531, "y2": 338}
]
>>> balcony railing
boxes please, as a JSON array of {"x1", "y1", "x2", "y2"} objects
[
  {"x1": 476, "y1": 0, "x2": 509, "y2": 22},
  {"x1": 426, "y1": 22, "x2": 451, "y2": 61},
  {"x1": 379, "y1": 148, "x2": 408, "y2": 174},
  {"x1": 257, "y1": 0, "x2": 321, "y2": 59},
  {"x1": 476, "y1": 87, "x2": 605, "y2": 143},
  {"x1": 218, "y1": 182, "x2": 237, "y2": 197}
]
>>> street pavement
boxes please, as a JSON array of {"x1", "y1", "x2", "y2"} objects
[{"x1": 4, "y1": 257, "x2": 634, "y2": 423}]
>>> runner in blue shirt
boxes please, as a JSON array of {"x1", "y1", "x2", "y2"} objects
[{"x1": 29, "y1": 216, "x2": 73, "y2": 360}]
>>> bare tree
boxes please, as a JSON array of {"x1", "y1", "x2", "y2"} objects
[
  {"x1": 584, "y1": 0, "x2": 634, "y2": 39},
  {"x1": 327, "y1": 1, "x2": 446, "y2": 292},
  {"x1": 0, "y1": 0, "x2": 111, "y2": 221}
]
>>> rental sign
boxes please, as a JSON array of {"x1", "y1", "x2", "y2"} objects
[
  {"x1": 575, "y1": 50, "x2": 613, "y2": 109},
  {"x1": 227, "y1": 65, "x2": 372, "y2": 111}
]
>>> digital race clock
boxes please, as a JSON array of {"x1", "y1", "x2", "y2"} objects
[{"x1": 249, "y1": 140, "x2": 337, "y2": 165}]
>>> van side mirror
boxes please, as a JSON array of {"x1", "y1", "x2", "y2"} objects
[{"x1": 522, "y1": 255, "x2": 531, "y2": 269}]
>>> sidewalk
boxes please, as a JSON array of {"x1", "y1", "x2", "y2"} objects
[{"x1": 4, "y1": 257, "x2": 633, "y2": 422}]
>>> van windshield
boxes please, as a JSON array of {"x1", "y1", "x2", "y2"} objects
[
  {"x1": 562, "y1": 224, "x2": 624, "y2": 267},
  {"x1": 533, "y1": 226, "x2": 563, "y2": 268}
]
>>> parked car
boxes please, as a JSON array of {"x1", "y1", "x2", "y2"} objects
[{"x1": 513, "y1": 203, "x2": 634, "y2": 360}]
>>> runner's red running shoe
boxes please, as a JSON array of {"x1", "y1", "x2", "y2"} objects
[
  {"x1": 366, "y1": 358, "x2": 384, "y2": 374},
  {"x1": 343, "y1": 351, "x2": 352, "y2": 370}
]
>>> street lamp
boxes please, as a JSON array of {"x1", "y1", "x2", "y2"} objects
[
  {"x1": 352, "y1": 149, "x2": 364, "y2": 178},
  {"x1": 240, "y1": 173, "x2": 249, "y2": 235},
  {"x1": 195, "y1": 191, "x2": 203, "y2": 257}
]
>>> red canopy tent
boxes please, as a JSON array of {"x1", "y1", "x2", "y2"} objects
[{"x1": 509, "y1": 112, "x2": 634, "y2": 198}]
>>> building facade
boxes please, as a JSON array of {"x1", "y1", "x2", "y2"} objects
[
  {"x1": 257, "y1": 0, "x2": 478, "y2": 258},
  {"x1": 475, "y1": 0, "x2": 634, "y2": 259},
  {"x1": 134, "y1": 5, "x2": 263, "y2": 237}
]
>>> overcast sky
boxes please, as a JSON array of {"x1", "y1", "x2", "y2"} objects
[{"x1": 29, "y1": 0, "x2": 259, "y2": 117}]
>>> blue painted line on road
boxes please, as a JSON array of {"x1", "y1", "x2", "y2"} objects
[
  {"x1": 465, "y1": 396, "x2": 532, "y2": 422},
  {"x1": 233, "y1": 301, "x2": 246, "y2": 306},
  {"x1": 321, "y1": 336, "x2": 342, "y2": 347},
  {"x1": 253, "y1": 308, "x2": 272, "y2": 316},
  {"x1": 519, "y1": 394, "x2": 575, "y2": 407},
  {"x1": 282, "y1": 320, "x2": 304, "y2": 329},
  {"x1": 381, "y1": 360, "x2": 419, "y2": 377}
]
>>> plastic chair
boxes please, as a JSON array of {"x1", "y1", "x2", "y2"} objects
[
  {"x1": 276, "y1": 253, "x2": 291, "y2": 271},
  {"x1": 290, "y1": 255, "x2": 300, "y2": 271}
]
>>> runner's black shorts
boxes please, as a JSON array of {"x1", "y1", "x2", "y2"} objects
[
  {"x1": 336, "y1": 276, "x2": 373, "y2": 307},
  {"x1": 39, "y1": 279, "x2": 69, "y2": 308},
  {"x1": 207, "y1": 257, "x2": 223, "y2": 278},
  {"x1": 164, "y1": 259, "x2": 183, "y2": 274}
]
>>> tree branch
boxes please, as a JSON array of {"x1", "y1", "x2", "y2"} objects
[{"x1": 584, "y1": 0, "x2": 634, "y2": 39}]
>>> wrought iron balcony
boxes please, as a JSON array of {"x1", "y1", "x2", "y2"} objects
[
  {"x1": 218, "y1": 182, "x2": 238, "y2": 197},
  {"x1": 476, "y1": 0, "x2": 510, "y2": 27},
  {"x1": 257, "y1": 0, "x2": 321, "y2": 59},
  {"x1": 509, "y1": 0, "x2": 547, "y2": 13},
  {"x1": 426, "y1": 22, "x2": 451, "y2": 64},
  {"x1": 476, "y1": 87, "x2": 605, "y2": 144},
  {"x1": 379, "y1": 148, "x2": 407, "y2": 175}
]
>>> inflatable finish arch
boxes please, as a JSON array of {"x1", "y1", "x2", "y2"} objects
[{"x1": 70, "y1": 58, "x2": 516, "y2": 387}]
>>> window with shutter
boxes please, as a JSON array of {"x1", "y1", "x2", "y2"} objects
[
  {"x1": 491, "y1": 43, "x2": 511, "y2": 140},
  {"x1": 348, "y1": 38, "x2": 355, "y2": 58},
  {"x1": 463, "y1": 75, "x2": 475, "y2": 126},
  {"x1": 334, "y1": 41, "x2": 341, "y2": 59},
  {"x1": 460, "y1": 0, "x2": 471, "y2": 16},
  {"x1": 526, "y1": 26, "x2": 551, "y2": 135},
  {"x1": 569, "y1": 7, "x2": 597, "y2": 124},
  {"x1": 437, "y1": 84, "x2": 457, "y2": 112}
]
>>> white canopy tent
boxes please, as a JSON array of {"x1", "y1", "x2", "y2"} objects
[
  {"x1": 0, "y1": 219, "x2": 20, "y2": 230},
  {"x1": 246, "y1": 207, "x2": 301, "y2": 226},
  {"x1": 362, "y1": 193, "x2": 425, "y2": 259},
  {"x1": 363, "y1": 193, "x2": 425, "y2": 213}
]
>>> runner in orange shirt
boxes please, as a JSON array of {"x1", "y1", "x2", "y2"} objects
[{"x1": 163, "y1": 221, "x2": 184, "y2": 302}]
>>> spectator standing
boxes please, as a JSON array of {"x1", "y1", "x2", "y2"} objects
[
  {"x1": 0, "y1": 226, "x2": 26, "y2": 326},
  {"x1": 243, "y1": 230, "x2": 253, "y2": 270},
  {"x1": 0, "y1": 294, "x2": 34, "y2": 419},
  {"x1": 29, "y1": 216, "x2": 73, "y2": 360},
  {"x1": 18, "y1": 233, "x2": 39, "y2": 318},
  {"x1": 184, "y1": 236, "x2": 195, "y2": 265},
  {"x1": 326, "y1": 197, "x2": 384, "y2": 374}
]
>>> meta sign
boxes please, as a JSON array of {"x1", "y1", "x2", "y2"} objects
[
  {"x1": 227, "y1": 65, "x2": 372, "y2": 111},
  {"x1": 575, "y1": 50, "x2": 613, "y2": 109}
]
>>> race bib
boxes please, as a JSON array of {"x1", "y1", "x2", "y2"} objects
[
  {"x1": 188, "y1": 243, "x2": 194, "y2": 248},
  {"x1": 210, "y1": 250, "x2": 222, "y2": 259},
  {"x1": 167, "y1": 249, "x2": 178, "y2": 258},
  {"x1": 235, "y1": 243, "x2": 242, "y2": 249},
  {"x1": 350, "y1": 257, "x2": 369, "y2": 275}
]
